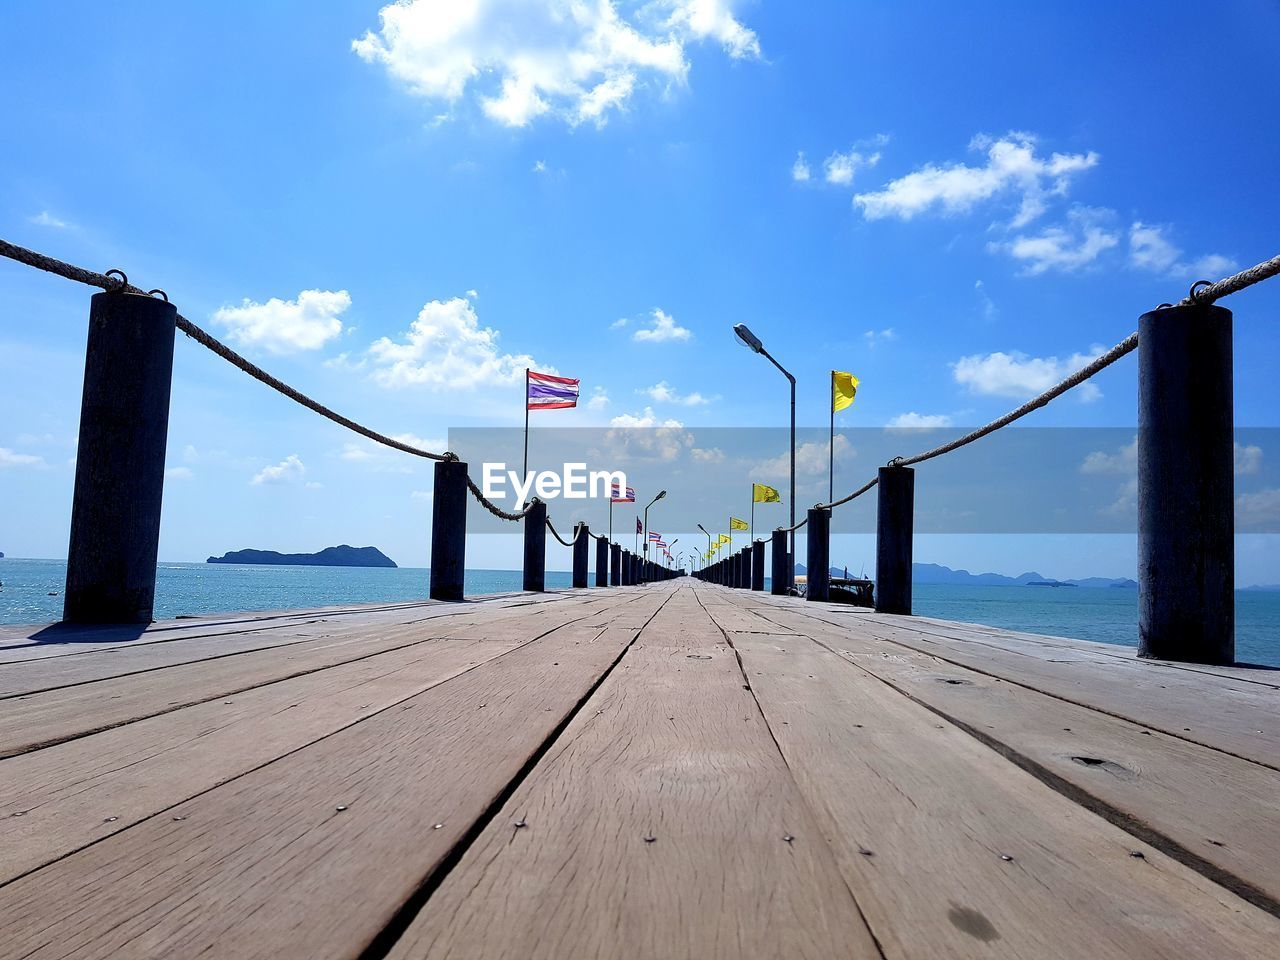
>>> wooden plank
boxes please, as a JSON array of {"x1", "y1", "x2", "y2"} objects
[
  {"x1": 0, "y1": 631, "x2": 528, "y2": 882},
  {"x1": 0, "y1": 592, "x2": 611, "y2": 696},
  {"x1": 0, "y1": 596, "x2": 613, "y2": 759},
  {"x1": 708, "y1": 593, "x2": 1280, "y2": 913},
  {"x1": 736, "y1": 600, "x2": 1280, "y2": 768},
  {"x1": 0, "y1": 591, "x2": 668, "y2": 960},
  {"x1": 0, "y1": 589, "x2": 583, "y2": 663},
  {"x1": 386, "y1": 582, "x2": 880, "y2": 960},
  {"x1": 726, "y1": 626, "x2": 1280, "y2": 959}
]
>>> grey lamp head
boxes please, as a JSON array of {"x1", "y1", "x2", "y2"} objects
[{"x1": 733, "y1": 323, "x2": 764, "y2": 354}]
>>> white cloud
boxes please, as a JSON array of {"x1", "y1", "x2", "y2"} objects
[
  {"x1": 995, "y1": 207, "x2": 1119, "y2": 275},
  {"x1": 251, "y1": 455, "x2": 306, "y2": 486},
  {"x1": 1128, "y1": 222, "x2": 1236, "y2": 279},
  {"x1": 974, "y1": 279, "x2": 997, "y2": 320},
  {"x1": 164, "y1": 466, "x2": 194, "y2": 480},
  {"x1": 1237, "y1": 488, "x2": 1280, "y2": 529},
  {"x1": 690, "y1": 446, "x2": 725, "y2": 463},
  {"x1": 352, "y1": 0, "x2": 758, "y2": 129},
  {"x1": 610, "y1": 317, "x2": 629, "y2": 329},
  {"x1": 886, "y1": 412, "x2": 952, "y2": 429},
  {"x1": 532, "y1": 160, "x2": 548, "y2": 173},
  {"x1": 791, "y1": 152, "x2": 811, "y2": 182},
  {"x1": 1080, "y1": 437, "x2": 1137, "y2": 475},
  {"x1": 953, "y1": 346, "x2": 1107, "y2": 402},
  {"x1": 587, "y1": 386, "x2": 611, "y2": 410},
  {"x1": 367, "y1": 296, "x2": 539, "y2": 389},
  {"x1": 823, "y1": 147, "x2": 880, "y2": 186},
  {"x1": 466, "y1": 289, "x2": 479, "y2": 299},
  {"x1": 1236, "y1": 442, "x2": 1263, "y2": 476},
  {"x1": 28, "y1": 211, "x2": 69, "y2": 229},
  {"x1": 863, "y1": 328, "x2": 896, "y2": 347},
  {"x1": 754, "y1": 435, "x2": 853, "y2": 481},
  {"x1": 411, "y1": 489, "x2": 434, "y2": 501},
  {"x1": 854, "y1": 133, "x2": 1097, "y2": 225},
  {"x1": 213, "y1": 290, "x2": 349, "y2": 354},
  {"x1": 632, "y1": 308, "x2": 692, "y2": 343},
  {"x1": 641, "y1": 380, "x2": 713, "y2": 405},
  {"x1": 0, "y1": 447, "x2": 45, "y2": 468},
  {"x1": 609, "y1": 407, "x2": 684, "y2": 429}
]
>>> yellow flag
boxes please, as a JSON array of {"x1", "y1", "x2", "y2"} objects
[
  {"x1": 730, "y1": 517, "x2": 748, "y2": 531},
  {"x1": 832, "y1": 371, "x2": 859, "y2": 412},
  {"x1": 752, "y1": 482, "x2": 781, "y2": 504},
  {"x1": 717, "y1": 533, "x2": 731, "y2": 546}
]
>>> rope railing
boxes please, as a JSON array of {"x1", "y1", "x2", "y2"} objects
[
  {"x1": 814, "y1": 251, "x2": 1279, "y2": 512},
  {"x1": 545, "y1": 517, "x2": 585, "y2": 547},
  {"x1": 465, "y1": 477, "x2": 534, "y2": 521},
  {"x1": 0, "y1": 239, "x2": 453, "y2": 463}
]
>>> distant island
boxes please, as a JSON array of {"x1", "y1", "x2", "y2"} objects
[
  {"x1": 795, "y1": 561, "x2": 1136, "y2": 589},
  {"x1": 207, "y1": 545, "x2": 396, "y2": 568}
]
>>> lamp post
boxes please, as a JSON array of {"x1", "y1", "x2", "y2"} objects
[
  {"x1": 643, "y1": 490, "x2": 668, "y2": 580},
  {"x1": 667, "y1": 538, "x2": 679, "y2": 569},
  {"x1": 733, "y1": 323, "x2": 797, "y2": 570},
  {"x1": 697, "y1": 523, "x2": 712, "y2": 568}
]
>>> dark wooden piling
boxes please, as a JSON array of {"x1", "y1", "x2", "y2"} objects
[
  {"x1": 522, "y1": 500, "x2": 547, "y2": 592},
  {"x1": 1137, "y1": 303, "x2": 1235, "y2": 664},
  {"x1": 875, "y1": 466, "x2": 914, "y2": 615},
  {"x1": 429, "y1": 459, "x2": 468, "y2": 602},
  {"x1": 751, "y1": 540, "x2": 765, "y2": 591},
  {"x1": 770, "y1": 529, "x2": 788, "y2": 595},
  {"x1": 806, "y1": 508, "x2": 831, "y2": 602},
  {"x1": 64, "y1": 291, "x2": 177, "y2": 624},
  {"x1": 595, "y1": 536, "x2": 608, "y2": 587},
  {"x1": 610, "y1": 543, "x2": 622, "y2": 586},
  {"x1": 572, "y1": 524, "x2": 590, "y2": 588}
]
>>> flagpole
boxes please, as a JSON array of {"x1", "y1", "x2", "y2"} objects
[
  {"x1": 609, "y1": 498, "x2": 613, "y2": 544},
  {"x1": 829, "y1": 370, "x2": 835, "y2": 506},
  {"x1": 523, "y1": 367, "x2": 530, "y2": 484},
  {"x1": 751, "y1": 487, "x2": 755, "y2": 543}
]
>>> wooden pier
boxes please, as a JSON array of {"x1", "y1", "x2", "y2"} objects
[{"x1": 2, "y1": 580, "x2": 1276, "y2": 959}]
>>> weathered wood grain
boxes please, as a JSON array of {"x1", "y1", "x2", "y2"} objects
[
  {"x1": 710, "y1": 592, "x2": 1280, "y2": 913},
  {"x1": 0, "y1": 595, "x2": 667, "y2": 960},
  {"x1": 387, "y1": 584, "x2": 881, "y2": 960},
  {"x1": 728, "y1": 628, "x2": 1280, "y2": 959},
  {"x1": 737, "y1": 600, "x2": 1280, "y2": 768},
  {"x1": 0, "y1": 596, "x2": 614, "y2": 758}
]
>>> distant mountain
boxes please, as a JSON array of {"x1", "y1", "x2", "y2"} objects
[
  {"x1": 207, "y1": 545, "x2": 396, "y2": 568},
  {"x1": 1241, "y1": 584, "x2": 1280, "y2": 592},
  {"x1": 797, "y1": 560, "x2": 1135, "y2": 589}
]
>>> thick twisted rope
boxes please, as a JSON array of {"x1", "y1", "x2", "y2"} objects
[
  {"x1": 545, "y1": 517, "x2": 585, "y2": 547},
  {"x1": 776, "y1": 516, "x2": 809, "y2": 533},
  {"x1": 465, "y1": 477, "x2": 533, "y2": 521},
  {"x1": 1185, "y1": 253, "x2": 1280, "y2": 304},
  {"x1": 0, "y1": 239, "x2": 452, "y2": 462},
  {"x1": 818, "y1": 476, "x2": 880, "y2": 511}
]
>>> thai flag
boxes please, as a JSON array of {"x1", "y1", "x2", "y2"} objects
[
  {"x1": 610, "y1": 483, "x2": 636, "y2": 503},
  {"x1": 526, "y1": 371, "x2": 580, "y2": 410},
  {"x1": 648, "y1": 531, "x2": 663, "y2": 542},
  {"x1": 636, "y1": 517, "x2": 642, "y2": 534}
]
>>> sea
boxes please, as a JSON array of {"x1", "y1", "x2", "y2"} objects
[{"x1": 2, "y1": 558, "x2": 1277, "y2": 667}]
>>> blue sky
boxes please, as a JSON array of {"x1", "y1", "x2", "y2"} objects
[{"x1": 2, "y1": 1, "x2": 1279, "y2": 580}]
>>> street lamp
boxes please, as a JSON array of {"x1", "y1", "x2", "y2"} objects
[
  {"x1": 643, "y1": 490, "x2": 667, "y2": 580},
  {"x1": 733, "y1": 323, "x2": 796, "y2": 587},
  {"x1": 667, "y1": 538, "x2": 679, "y2": 568},
  {"x1": 697, "y1": 523, "x2": 712, "y2": 564}
]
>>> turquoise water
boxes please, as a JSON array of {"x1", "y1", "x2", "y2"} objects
[{"x1": 1, "y1": 558, "x2": 1276, "y2": 666}]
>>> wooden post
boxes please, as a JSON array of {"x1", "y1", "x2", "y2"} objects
[
  {"x1": 1138, "y1": 303, "x2": 1234, "y2": 664},
  {"x1": 572, "y1": 523, "x2": 590, "y2": 588},
  {"x1": 610, "y1": 543, "x2": 622, "y2": 586},
  {"x1": 751, "y1": 540, "x2": 765, "y2": 591},
  {"x1": 64, "y1": 291, "x2": 177, "y2": 624},
  {"x1": 595, "y1": 535, "x2": 608, "y2": 587},
  {"x1": 875, "y1": 465, "x2": 914, "y2": 614},
  {"x1": 523, "y1": 499, "x2": 546, "y2": 592},
  {"x1": 429, "y1": 459, "x2": 468, "y2": 602},
  {"x1": 806, "y1": 507, "x2": 831, "y2": 602},
  {"x1": 770, "y1": 529, "x2": 788, "y2": 595}
]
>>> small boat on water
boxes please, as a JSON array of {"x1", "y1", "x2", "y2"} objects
[{"x1": 793, "y1": 575, "x2": 874, "y2": 607}]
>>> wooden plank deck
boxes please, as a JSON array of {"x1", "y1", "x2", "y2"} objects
[{"x1": 1, "y1": 581, "x2": 1276, "y2": 959}]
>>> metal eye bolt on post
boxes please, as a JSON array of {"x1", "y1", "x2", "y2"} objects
[{"x1": 733, "y1": 323, "x2": 795, "y2": 593}]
